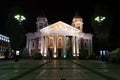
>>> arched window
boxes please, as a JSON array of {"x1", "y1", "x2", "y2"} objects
[{"x1": 50, "y1": 39, "x2": 53, "y2": 47}]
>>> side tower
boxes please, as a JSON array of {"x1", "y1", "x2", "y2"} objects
[
  {"x1": 71, "y1": 12, "x2": 83, "y2": 32},
  {"x1": 36, "y1": 13, "x2": 48, "y2": 32}
]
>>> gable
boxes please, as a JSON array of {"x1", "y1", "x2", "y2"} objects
[{"x1": 40, "y1": 21, "x2": 80, "y2": 36}]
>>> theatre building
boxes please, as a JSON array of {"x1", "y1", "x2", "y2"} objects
[{"x1": 26, "y1": 13, "x2": 93, "y2": 58}]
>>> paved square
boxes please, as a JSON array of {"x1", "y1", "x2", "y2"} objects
[{"x1": 0, "y1": 59, "x2": 120, "y2": 80}]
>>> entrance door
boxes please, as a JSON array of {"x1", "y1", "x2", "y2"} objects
[
  {"x1": 48, "y1": 48, "x2": 53, "y2": 58},
  {"x1": 58, "y1": 48, "x2": 62, "y2": 58}
]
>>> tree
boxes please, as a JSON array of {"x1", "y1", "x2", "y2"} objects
[
  {"x1": 5, "y1": 6, "x2": 26, "y2": 50},
  {"x1": 91, "y1": 2, "x2": 113, "y2": 51},
  {"x1": 21, "y1": 48, "x2": 29, "y2": 59}
]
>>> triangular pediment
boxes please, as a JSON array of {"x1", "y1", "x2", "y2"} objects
[{"x1": 40, "y1": 21, "x2": 80, "y2": 36}]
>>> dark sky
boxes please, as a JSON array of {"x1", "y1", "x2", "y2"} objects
[
  {"x1": 0, "y1": 0, "x2": 119, "y2": 36},
  {"x1": 0, "y1": 0, "x2": 119, "y2": 49},
  {"x1": 0, "y1": 0, "x2": 97, "y2": 33}
]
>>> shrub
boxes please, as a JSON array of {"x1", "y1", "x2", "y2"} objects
[
  {"x1": 79, "y1": 50, "x2": 88, "y2": 59},
  {"x1": 108, "y1": 48, "x2": 120, "y2": 63}
]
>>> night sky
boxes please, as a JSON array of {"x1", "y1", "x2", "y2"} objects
[
  {"x1": 0, "y1": 0, "x2": 119, "y2": 47},
  {"x1": 0, "y1": 0, "x2": 100, "y2": 33}
]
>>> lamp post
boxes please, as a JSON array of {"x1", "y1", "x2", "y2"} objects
[
  {"x1": 14, "y1": 14, "x2": 26, "y2": 24},
  {"x1": 94, "y1": 16, "x2": 107, "y2": 55},
  {"x1": 13, "y1": 14, "x2": 26, "y2": 50}
]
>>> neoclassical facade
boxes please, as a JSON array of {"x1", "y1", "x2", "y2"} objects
[{"x1": 26, "y1": 13, "x2": 93, "y2": 58}]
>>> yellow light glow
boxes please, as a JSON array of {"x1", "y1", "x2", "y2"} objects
[
  {"x1": 53, "y1": 54, "x2": 57, "y2": 58},
  {"x1": 44, "y1": 54, "x2": 47, "y2": 57},
  {"x1": 41, "y1": 50, "x2": 43, "y2": 54},
  {"x1": 73, "y1": 54, "x2": 76, "y2": 57}
]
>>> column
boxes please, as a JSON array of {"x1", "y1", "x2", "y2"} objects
[
  {"x1": 41, "y1": 36, "x2": 44, "y2": 56},
  {"x1": 72, "y1": 36, "x2": 76, "y2": 56},
  {"x1": 28, "y1": 39, "x2": 32, "y2": 56},
  {"x1": 44, "y1": 36, "x2": 47, "y2": 57},
  {"x1": 46, "y1": 36, "x2": 48, "y2": 55},
  {"x1": 53, "y1": 36, "x2": 56, "y2": 54},
  {"x1": 86, "y1": 39, "x2": 89, "y2": 56},
  {"x1": 88, "y1": 39, "x2": 91, "y2": 56},
  {"x1": 79, "y1": 38, "x2": 81, "y2": 54},
  {"x1": 76, "y1": 37, "x2": 79, "y2": 57},
  {"x1": 90, "y1": 39, "x2": 93, "y2": 55},
  {"x1": 86, "y1": 39, "x2": 88, "y2": 50},
  {"x1": 39, "y1": 37, "x2": 41, "y2": 53},
  {"x1": 64, "y1": 36, "x2": 66, "y2": 56},
  {"x1": 53, "y1": 36, "x2": 57, "y2": 58}
]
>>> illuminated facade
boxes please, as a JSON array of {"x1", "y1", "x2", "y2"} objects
[
  {"x1": 0, "y1": 34, "x2": 10, "y2": 58},
  {"x1": 26, "y1": 13, "x2": 93, "y2": 58}
]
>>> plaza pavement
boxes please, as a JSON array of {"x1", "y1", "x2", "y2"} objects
[{"x1": 0, "y1": 59, "x2": 120, "y2": 80}]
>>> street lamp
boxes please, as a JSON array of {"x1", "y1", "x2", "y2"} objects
[
  {"x1": 14, "y1": 14, "x2": 26, "y2": 24},
  {"x1": 94, "y1": 16, "x2": 106, "y2": 23}
]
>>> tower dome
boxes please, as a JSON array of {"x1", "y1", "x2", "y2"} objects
[
  {"x1": 36, "y1": 11, "x2": 48, "y2": 32},
  {"x1": 71, "y1": 11, "x2": 83, "y2": 32}
]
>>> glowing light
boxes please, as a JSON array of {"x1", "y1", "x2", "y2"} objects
[
  {"x1": 44, "y1": 44, "x2": 47, "y2": 54},
  {"x1": 72, "y1": 36, "x2": 76, "y2": 54},
  {"x1": 77, "y1": 54, "x2": 79, "y2": 57},
  {"x1": 16, "y1": 50, "x2": 20, "y2": 55},
  {"x1": 73, "y1": 54, "x2": 76, "y2": 57},
  {"x1": 41, "y1": 49, "x2": 43, "y2": 55},
  {"x1": 95, "y1": 16, "x2": 106, "y2": 23},
  {"x1": 14, "y1": 14, "x2": 26, "y2": 23},
  {"x1": 54, "y1": 38, "x2": 56, "y2": 53},
  {"x1": 64, "y1": 54, "x2": 67, "y2": 58},
  {"x1": 0, "y1": 34, "x2": 10, "y2": 42},
  {"x1": 44, "y1": 54, "x2": 47, "y2": 57},
  {"x1": 100, "y1": 50, "x2": 103, "y2": 56},
  {"x1": 54, "y1": 47, "x2": 56, "y2": 53},
  {"x1": 53, "y1": 54, "x2": 57, "y2": 58}
]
